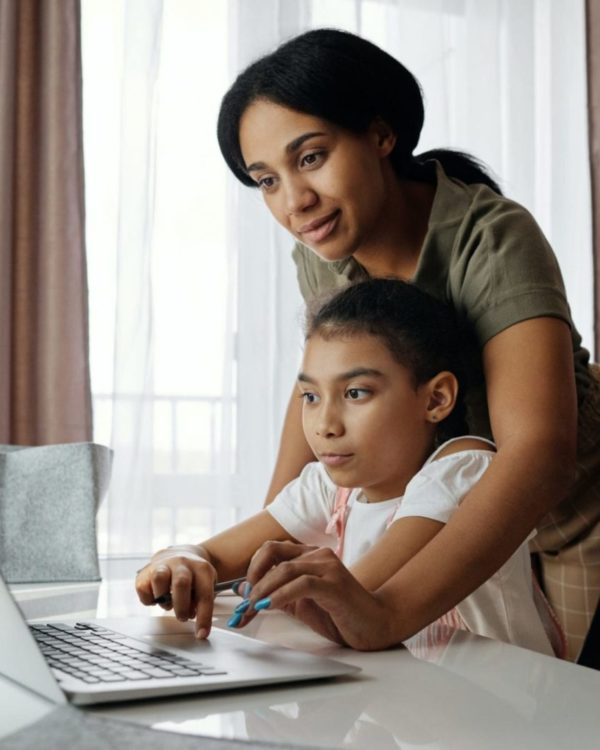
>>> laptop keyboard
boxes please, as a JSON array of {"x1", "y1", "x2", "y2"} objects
[{"x1": 30, "y1": 622, "x2": 227, "y2": 684}]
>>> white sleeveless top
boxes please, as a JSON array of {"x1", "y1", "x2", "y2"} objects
[{"x1": 268, "y1": 437, "x2": 560, "y2": 657}]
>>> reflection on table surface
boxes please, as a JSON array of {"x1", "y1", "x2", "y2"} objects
[{"x1": 13, "y1": 558, "x2": 600, "y2": 750}]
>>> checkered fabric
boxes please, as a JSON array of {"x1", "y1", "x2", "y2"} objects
[{"x1": 531, "y1": 364, "x2": 600, "y2": 660}]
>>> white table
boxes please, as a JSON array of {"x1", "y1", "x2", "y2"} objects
[{"x1": 10, "y1": 557, "x2": 600, "y2": 749}]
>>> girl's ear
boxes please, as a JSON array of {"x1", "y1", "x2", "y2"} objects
[
  {"x1": 369, "y1": 117, "x2": 397, "y2": 157},
  {"x1": 423, "y1": 371, "x2": 459, "y2": 424}
]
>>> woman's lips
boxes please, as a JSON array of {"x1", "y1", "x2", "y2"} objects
[
  {"x1": 319, "y1": 453, "x2": 353, "y2": 467},
  {"x1": 298, "y1": 210, "x2": 340, "y2": 244}
]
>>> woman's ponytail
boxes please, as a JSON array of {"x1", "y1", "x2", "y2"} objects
[{"x1": 414, "y1": 149, "x2": 502, "y2": 194}]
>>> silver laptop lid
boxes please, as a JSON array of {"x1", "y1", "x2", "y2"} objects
[{"x1": 0, "y1": 573, "x2": 66, "y2": 706}]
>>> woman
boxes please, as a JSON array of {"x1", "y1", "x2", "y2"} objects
[{"x1": 214, "y1": 28, "x2": 599, "y2": 660}]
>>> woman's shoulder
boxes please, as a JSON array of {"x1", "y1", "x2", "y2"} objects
[
  {"x1": 425, "y1": 161, "x2": 564, "y2": 298},
  {"x1": 432, "y1": 160, "x2": 543, "y2": 241},
  {"x1": 420, "y1": 162, "x2": 574, "y2": 344}
]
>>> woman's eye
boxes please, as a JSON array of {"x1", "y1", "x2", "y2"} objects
[
  {"x1": 346, "y1": 388, "x2": 370, "y2": 401},
  {"x1": 301, "y1": 392, "x2": 320, "y2": 404},
  {"x1": 300, "y1": 151, "x2": 324, "y2": 169},
  {"x1": 257, "y1": 175, "x2": 276, "y2": 191}
]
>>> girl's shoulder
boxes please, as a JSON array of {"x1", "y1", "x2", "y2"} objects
[
  {"x1": 397, "y1": 436, "x2": 496, "y2": 521},
  {"x1": 428, "y1": 435, "x2": 496, "y2": 463}
]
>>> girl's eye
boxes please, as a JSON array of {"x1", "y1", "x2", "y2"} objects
[
  {"x1": 300, "y1": 151, "x2": 324, "y2": 169},
  {"x1": 346, "y1": 388, "x2": 370, "y2": 401},
  {"x1": 301, "y1": 392, "x2": 320, "y2": 404}
]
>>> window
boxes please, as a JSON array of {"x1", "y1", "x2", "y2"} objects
[{"x1": 82, "y1": 0, "x2": 591, "y2": 557}]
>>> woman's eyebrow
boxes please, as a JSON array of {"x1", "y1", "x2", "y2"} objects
[
  {"x1": 246, "y1": 131, "x2": 327, "y2": 173},
  {"x1": 285, "y1": 131, "x2": 327, "y2": 154}
]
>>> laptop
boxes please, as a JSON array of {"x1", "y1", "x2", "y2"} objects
[{"x1": 0, "y1": 573, "x2": 359, "y2": 707}]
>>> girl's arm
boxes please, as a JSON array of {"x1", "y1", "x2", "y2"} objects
[
  {"x1": 135, "y1": 510, "x2": 293, "y2": 638},
  {"x1": 238, "y1": 317, "x2": 577, "y2": 647},
  {"x1": 264, "y1": 384, "x2": 315, "y2": 506}
]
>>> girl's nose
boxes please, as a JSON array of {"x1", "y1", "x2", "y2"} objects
[{"x1": 316, "y1": 405, "x2": 344, "y2": 438}]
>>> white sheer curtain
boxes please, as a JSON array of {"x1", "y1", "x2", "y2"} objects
[
  {"x1": 83, "y1": 0, "x2": 242, "y2": 556},
  {"x1": 82, "y1": 0, "x2": 591, "y2": 557}
]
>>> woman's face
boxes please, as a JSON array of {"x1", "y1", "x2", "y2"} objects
[{"x1": 238, "y1": 99, "x2": 396, "y2": 262}]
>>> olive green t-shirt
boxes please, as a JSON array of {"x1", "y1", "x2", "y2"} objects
[{"x1": 292, "y1": 161, "x2": 591, "y2": 439}]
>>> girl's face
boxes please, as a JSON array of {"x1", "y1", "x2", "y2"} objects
[
  {"x1": 298, "y1": 332, "x2": 437, "y2": 501},
  {"x1": 238, "y1": 99, "x2": 396, "y2": 263}
]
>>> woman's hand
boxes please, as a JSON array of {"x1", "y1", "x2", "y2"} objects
[
  {"x1": 135, "y1": 544, "x2": 217, "y2": 638},
  {"x1": 233, "y1": 542, "x2": 396, "y2": 650}
]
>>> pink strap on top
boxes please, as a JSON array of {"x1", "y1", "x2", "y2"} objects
[
  {"x1": 325, "y1": 482, "x2": 566, "y2": 655},
  {"x1": 326, "y1": 486, "x2": 398, "y2": 558},
  {"x1": 325, "y1": 486, "x2": 352, "y2": 558},
  {"x1": 325, "y1": 485, "x2": 469, "y2": 635}
]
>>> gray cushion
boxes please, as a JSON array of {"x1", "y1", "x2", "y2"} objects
[{"x1": 0, "y1": 443, "x2": 112, "y2": 583}]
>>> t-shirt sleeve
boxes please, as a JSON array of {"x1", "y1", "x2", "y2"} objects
[
  {"x1": 391, "y1": 450, "x2": 495, "y2": 525},
  {"x1": 451, "y1": 195, "x2": 572, "y2": 344},
  {"x1": 267, "y1": 462, "x2": 338, "y2": 548},
  {"x1": 291, "y1": 241, "x2": 368, "y2": 304},
  {"x1": 291, "y1": 242, "x2": 320, "y2": 303}
]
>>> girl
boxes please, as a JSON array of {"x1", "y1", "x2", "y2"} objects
[
  {"x1": 216, "y1": 28, "x2": 600, "y2": 660},
  {"x1": 136, "y1": 279, "x2": 561, "y2": 656}
]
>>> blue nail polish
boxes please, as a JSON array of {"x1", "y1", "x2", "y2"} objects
[
  {"x1": 227, "y1": 612, "x2": 242, "y2": 628},
  {"x1": 234, "y1": 599, "x2": 250, "y2": 614},
  {"x1": 254, "y1": 597, "x2": 271, "y2": 611}
]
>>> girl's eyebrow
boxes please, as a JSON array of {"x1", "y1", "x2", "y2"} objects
[
  {"x1": 246, "y1": 131, "x2": 327, "y2": 173},
  {"x1": 298, "y1": 367, "x2": 384, "y2": 384}
]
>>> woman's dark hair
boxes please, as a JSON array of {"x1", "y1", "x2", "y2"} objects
[
  {"x1": 217, "y1": 28, "x2": 501, "y2": 194},
  {"x1": 306, "y1": 278, "x2": 468, "y2": 443}
]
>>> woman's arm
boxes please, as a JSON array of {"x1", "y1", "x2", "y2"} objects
[
  {"x1": 264, "y1": 384, "x2": 315, "y2": 506},
  {"x1": 369, "y1": 316, "x2": 577, "y2": 637},
  {"x1": 377, "y1": 316, "x2": 577, "y2": 633}
]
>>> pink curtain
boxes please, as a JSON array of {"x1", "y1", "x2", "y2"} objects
[
  {"x1": 588, "y1": 0, "x2": 600, "y2": 359},
  {"x1": 0, "y1": 0, "x2": 92, "y2": 444}
]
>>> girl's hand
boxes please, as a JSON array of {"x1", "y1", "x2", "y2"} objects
[
  {"x1": 233, "y1": 542, "x2": 394, "y2": 650},
  {"x1": 135, "y1": 545, "x2": 217, "y2": 638}
]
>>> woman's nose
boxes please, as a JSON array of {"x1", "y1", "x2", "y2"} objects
[{"x1": 284, "y1": 177, "x2": 317, "y2": 215}]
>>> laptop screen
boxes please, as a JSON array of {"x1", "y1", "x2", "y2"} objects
[{"x1": 0, "y1": 573, "x2": 66, "y2": 706}]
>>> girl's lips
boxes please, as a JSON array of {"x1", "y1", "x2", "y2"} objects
[
  {"x1": 319, "y1": 453, "x2": 353, "y2": 467},
  {"x1": 299, "y1": 210, "x2": 340, "y2": 244}
]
